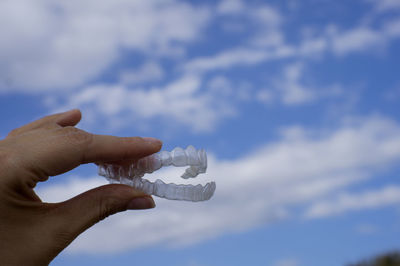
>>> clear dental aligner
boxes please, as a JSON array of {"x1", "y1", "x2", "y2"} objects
[{"x1": 98, "y1": 145, "x2": 216, "y2": 202}]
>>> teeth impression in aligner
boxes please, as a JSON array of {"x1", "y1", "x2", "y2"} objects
[{"x1": 97, "y1": 145, "x2": 215, "y2": 202}]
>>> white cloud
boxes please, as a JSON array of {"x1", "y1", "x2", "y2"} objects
[
  {"x1": 183, "y1": 12, "x2": 400, "y2": 76},
  {"x1": 329, "y1": 26, "x2": 385, "y2": 56},
  {"x1": 253, "y1": 6, "x2": 282, "y2": 26},
  {"x1": 1, "y1": 0, "x2": 399, "y2": 93},
  {"x1": 266, "y1": 62, "x2": 342, "y2": 106},
  {"x1": 35, "y1": 115, "x2": 400, "y2": 254},
  {"x1": 250, "y1": 30, "x2": 284, "y2": 48},
  {"x1": 186, "y1": 3, "x2": 285, "y2": 72},
  {"x1": 217, "y1": 0, "x2": 244, "y2": 14},
  {"x1": 217, "y1": 0, "x2": 282, "y2": 32},
  {"x1": 49, "y1": 75, "x2": 236, "y2": 133},
  {"x1": 39, "y1": 177, "x2": 108, "y2": 203},
  {"x1": 383, "y1": 18, "x2": 400, "y2": 38},
  {"x1": 249, "y1": 5, "x2": 284, "y2": 48},
  {"x1": 119, "y1": 61, "x2": 164, "y2": 85},
  {"x1": 325, "y1": 18, "x2": 400, "y2": 56},
  {"x1": 184, "y1": 48, "x2": 270, "y2": 73},
  {"x1": 206, "y1": 75, "x2": 254, "y2": 102},
  {"x1": 298, "y1": 37, "x2": 328, "y2": 57},
  {"x1": 369, "y1": 0, "x2": 400, "y2": 12},
  {"x1": 183, "y1": 15, "x2": 400, "y2": 74},
  {"x1": 278, "y1": 62, "x2": 315, "y2": 105},
  {"x1": 0, "y1": 0, "x2": 210, "y2": 92},
  {"x1": 184, "y1": 46, "x2": 294, "y2": 73},
  {"x1": 305, "y1": 185, "x2": 400, "y2": 218},
  {"x1": 256, "y1": 89, "x2": 274, "y2": 104},
  {"x1": 206, "y1": 76, "x2": 233, "y2": 96}
]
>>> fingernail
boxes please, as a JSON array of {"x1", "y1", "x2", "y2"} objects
[
  {"x1": 143, "y1": 137, "x2": 162, "y2": 146},
  {"x1": 127, "y1": 196, "x2": 156, "y2": 210},
  {"x1": 62, "y1": 109, "x2": 79, "y2": 115}
]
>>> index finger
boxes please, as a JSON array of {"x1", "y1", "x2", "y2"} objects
[{"x1": 13, "y1": 127, "x2": 162, "y2": 180}]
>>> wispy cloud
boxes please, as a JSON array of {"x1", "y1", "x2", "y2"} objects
[
  {"x1": 184, "y1": 48, "x2": 281, "y2": 73},
  {"x1": 255, "y1": 62, "x2": 342, "y2": 106},
  {"x1": 0, "y1": 0, "x2": 210, "y2": 92},
  {"x1": 217, "y1": 0, "x2": 244, "y2": 15},
  {"x1": 1, "y1": 0, "x2": 399, "y2": 94},
  {"x1": 36, "y1": 115, "x2": 400, "y2": 254},
  {"x1": 47, "y1": 74, "x2": 236, "y2": 133},
  {"x1": 119, "y1": 61, "x2": 164, "y2": 85},
  {"x1": 305, "y1": 185, "x2": 400, "y2": 218},
  {"x1": 329, "y1": 25, "x2": 386, "y2": 56},
  {"x1": 277, "y1": 62, "x2": 315, "y2": 105},
  {"x1": 367, "y1": 0, "x2": 400, "y2": 12},
  {"x1": 184, "y1": 7, "x2": 400, "y2": 75}
]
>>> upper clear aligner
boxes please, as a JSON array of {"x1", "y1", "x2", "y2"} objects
[{"x1": 98, "y1": 145, "x2": 216, "y2": 202}]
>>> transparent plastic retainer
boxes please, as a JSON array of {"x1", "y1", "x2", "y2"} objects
[{"x1": 98, "y1": 145, "x2": 216, "y2": 202}]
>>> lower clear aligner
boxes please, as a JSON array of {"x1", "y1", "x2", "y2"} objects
[{"x1": 98, "y1": 146, "x2": 216, "y2": 202}]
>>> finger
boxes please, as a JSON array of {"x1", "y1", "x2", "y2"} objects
[
  {"x1": 7, "y1": 109, "x2": 82, "y2": 138},
  {"x1": 14, "y1": 127, "x2": 162, "y2": 179},
  {"x1": 45, "y1": 184, "x2": 155, "y2": 255}
]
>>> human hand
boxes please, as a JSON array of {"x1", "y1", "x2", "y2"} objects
[{"x1": 0, "y1": 109, "x2": 162, "y2": 265}]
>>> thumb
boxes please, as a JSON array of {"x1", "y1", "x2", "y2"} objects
[{"x1": 50, "y1": 184, "x2": 155, "y2": 246}]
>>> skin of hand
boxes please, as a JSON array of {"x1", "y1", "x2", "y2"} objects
[{"x1": 0, "y1": 109, "x2": 162, "y2": 265}]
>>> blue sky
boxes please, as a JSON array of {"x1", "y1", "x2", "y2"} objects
[{"x1": 1, "y1": 0, "x2": 400, "y2": 265}]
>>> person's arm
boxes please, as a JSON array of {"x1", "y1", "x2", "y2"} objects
[{"x1": 0, "y1": 109, "x2": 161, "y2": 265}]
